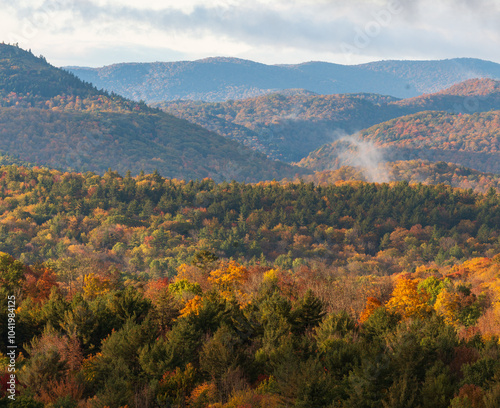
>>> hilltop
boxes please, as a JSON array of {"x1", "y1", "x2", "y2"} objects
[
  {"x1": 393, "y1": 78, "x2": 500, "y2": 112},
  {"x1": 0, "y1": 44, "x2": 97, "y2": 98},
  {"x1": 360, "y1": 58, "x2": 500, "y2": 94},
  {"x1": 0, "y1": 44, "x2": 302, "y2": 181}
]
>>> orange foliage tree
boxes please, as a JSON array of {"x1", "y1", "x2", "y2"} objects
[
  {"x1": 23, "y1": 264, "x2": 59, "y2": 303},
  {"x1": 359, "y1": 297, "x2": 382, "y2": 323}
]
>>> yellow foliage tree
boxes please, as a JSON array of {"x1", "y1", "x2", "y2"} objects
[
  {"x1": 386, "y1": 277, "x2": 431, "y2": 320},
  {"x1": 262, "y1": 268, "x2": 279, "y2": 283},
  {"x1": 208, "y1": 261, "x2": 249, "y2": 307},
  {"x1": 82, "y1": 273, "x2": 111, "y2": 300},
  {"x1": 434, "y1": 289, "x2": 461, "y2": 327}
]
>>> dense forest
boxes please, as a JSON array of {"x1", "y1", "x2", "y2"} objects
[
  {"x1": 2, "y1": 165, "x2": 500, "y2": 406},
  {"x1": 4, "y1": 249, "x2": 500, "y2": 407},
  {"x1": 299, "y1": 161, "x2": 500, "y2": 194},
  {"x1": 1, "y1": 164, "x2": 500, "y2": 276}
]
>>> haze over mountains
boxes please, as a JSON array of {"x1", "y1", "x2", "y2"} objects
[{"x1": 66, "y1": 57, "x2": 500, "y2": 102}]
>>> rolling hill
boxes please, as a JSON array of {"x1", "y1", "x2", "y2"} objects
[
  {"x1": 393, "y1": 78, "x2": 500, "y2": 113},
  {"x1": 0, "y1": 44, "x2": 303, "y2": 182},
  {"x1": 65, "y1": 57, "x2": 416, "y2": 102},
  {"x1": 5, "y1": 44, "x2": 499, "y2": 181},
  {"x1": 156, "y1": 79, "x2": 500, "y2": 162},
  {"x1": 156, "y1": 92, "x2": 403, "y2": 162},
  {"x1": 65, "y1": 57, "x2": 500, "y2": 102},
  {"x1": 298, "y1": 110, "x2": 500, "y2": 174}
]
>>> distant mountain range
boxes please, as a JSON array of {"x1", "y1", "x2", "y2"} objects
[
  {"x1": 66, "y1": 57, "x2": 500, "y2": 102},
  {"x1": 0, "y1": 44, "x2": 301, "y2": 181}
]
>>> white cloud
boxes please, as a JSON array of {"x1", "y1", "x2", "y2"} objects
[{"x1": 0, "y1": 0, "x2": 498, "y2": 66}]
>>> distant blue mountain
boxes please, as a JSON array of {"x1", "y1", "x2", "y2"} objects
[
  {"x1": 359, "y1": 58, "x2": 500, "y2": 94},
  {"x1": 65, "y1": 57, "x2": 500, "y2": 102}
]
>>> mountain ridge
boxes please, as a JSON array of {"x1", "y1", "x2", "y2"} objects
[
  {"x1": 360, "y1": 57, "x2": 500, "y2": 94},
  {"x1": 66, "y1": 57, "x2": 500, "y2": 102}
]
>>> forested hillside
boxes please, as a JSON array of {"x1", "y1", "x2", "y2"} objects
[
  {"x1": 157, "y1": 93, "x2": 402, "y2": 161},
  {"x1": 1, "y1": 164, "x2": 500, "y2": 283},
  {"x1": 393, "y1": 78, "x2": 500, "y2": 112},
  {"x1": 0, "y1": 45, "x2": 97, "y2": 98},
  {"x1": 2, "y1": 165, "x2": 500, "y2": 406},
  {"x1": 66, "y1": 57, "x2": 418, "y2": 102},
  {"x1": 299, "y1": 110, "x2": 500, "y2": 174},
  {"x1": 360, "y1": 58, "x2": 500, "y2": 94},
  {"x1": 157, "y1": 79, "x2": 500, "y2": 162},
  {"x1": 0, "y1": 44, "x2": 300, "y2": 181}
]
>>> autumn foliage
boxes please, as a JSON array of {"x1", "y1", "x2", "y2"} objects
[{"x1": 386, "y1": 277, "x2": 431, "y2": 320}]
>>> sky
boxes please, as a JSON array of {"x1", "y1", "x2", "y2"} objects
[{"x1": 1, "y1": 0, "x2": 499, "y2": 67}]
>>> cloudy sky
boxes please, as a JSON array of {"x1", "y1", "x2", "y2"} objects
[{"x1": 1, "y1": 0, "x2": 499, "y2": 67}]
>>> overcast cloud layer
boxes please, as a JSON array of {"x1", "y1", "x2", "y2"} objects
[{"x1": 1, "y1": 0, "x2": 499, "y2": 67}]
